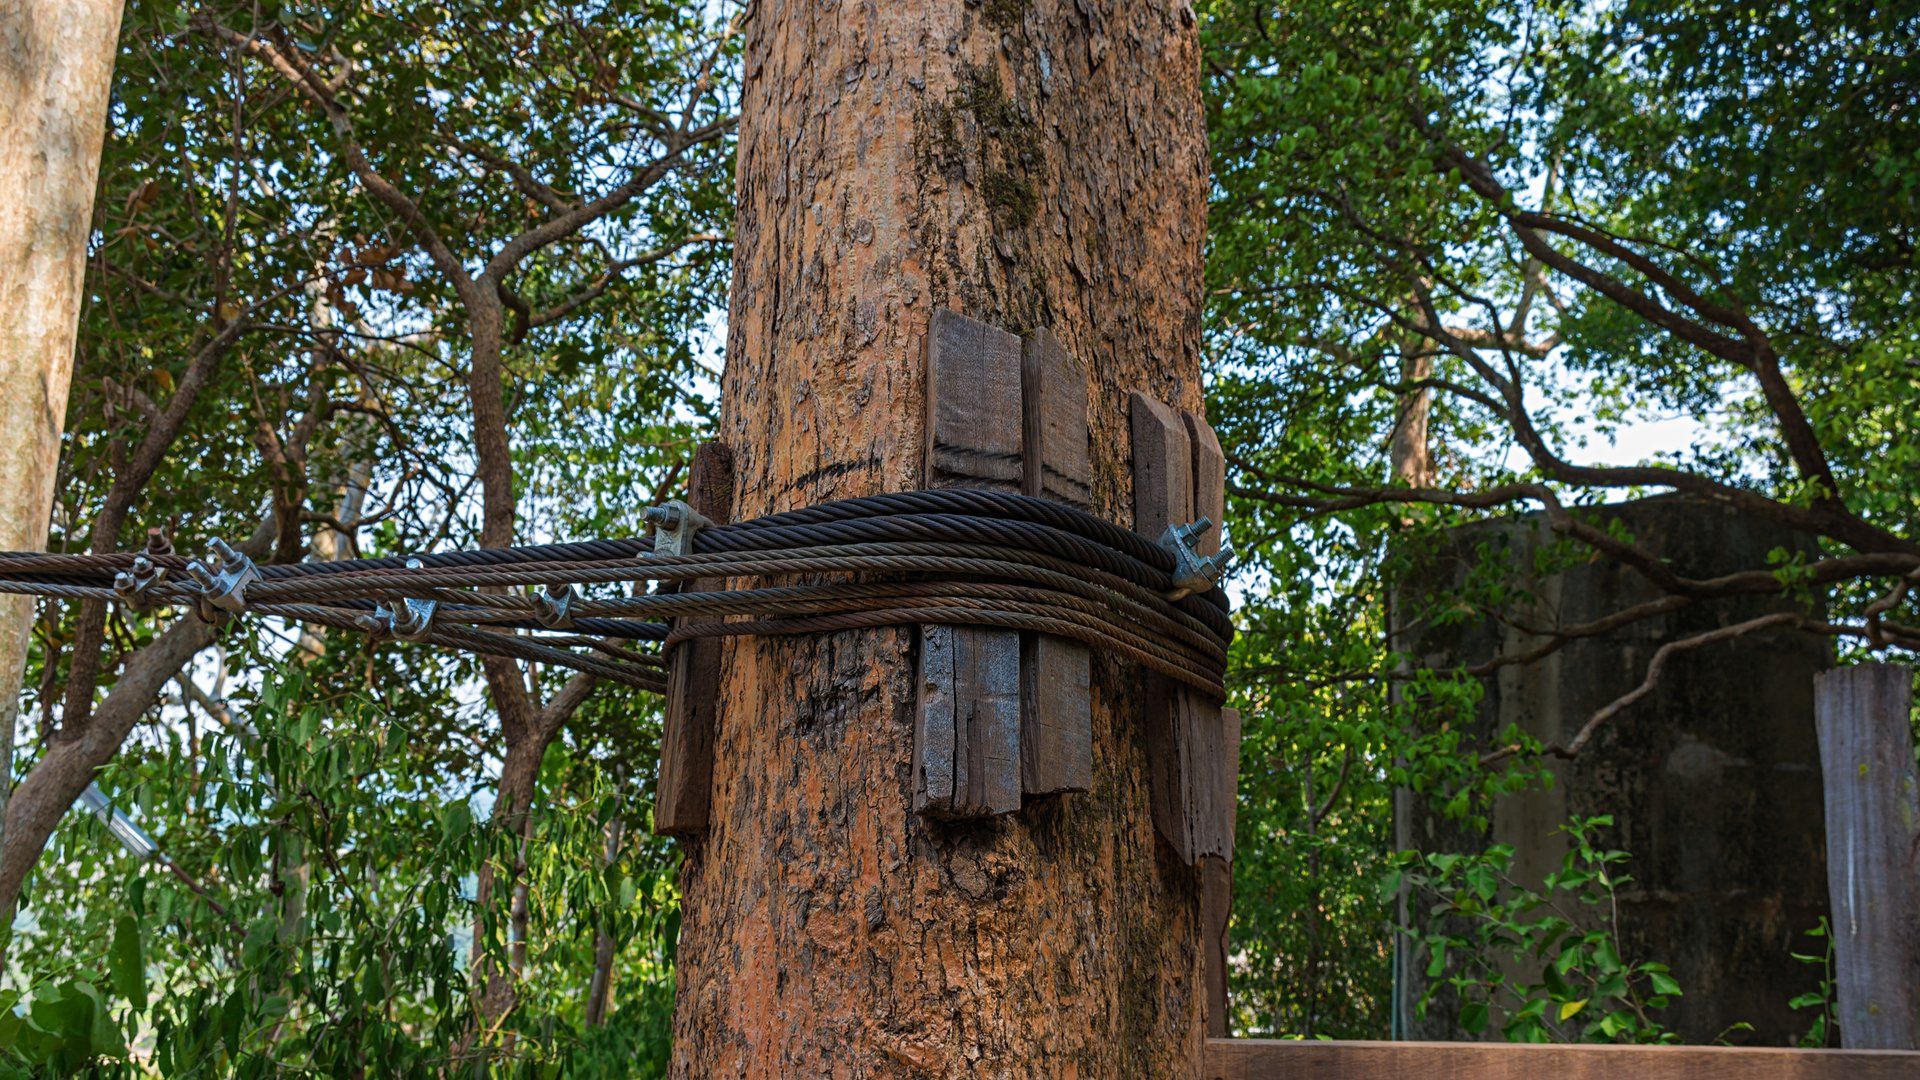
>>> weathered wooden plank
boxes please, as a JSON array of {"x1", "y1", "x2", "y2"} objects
[
  {"x1": 1023, "y1": 328, "x2": 1094, "y2": 509},
  {"x1": 1815, "y1": 662, "x2": 1920, "y2": 1050},
  {"x1": 1131, "y1": 391, "x2": 1193, "y2": 542},
  {"x1": 1183, "y1": 408, "x2": 1225, "y2": 558},
  {"x1": 1202, "y1": 854, "x2": 1233, "y2": 1039},
  {"x1": 1203, "y1": 1038, "x2": 1920, "y2": 1080},
  {"x1": 1020, "y1": 328, "x2": 1094, "y2": 796},
  {"x1": 655, "y1": 440, "x2": 735, "y2": 836},
  {"x1": 1132, "y1": 391, "x2": 1198, "y2": 859},
  {"x1": 914, "y1": 308, "x2": 1022, "y2": 818}
]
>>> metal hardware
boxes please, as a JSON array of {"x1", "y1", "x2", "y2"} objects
[
  {"x1": 183, "y1": 538, "x2": 260, "y2": 623},
  {"x1": 1156, "y1": 517, "x2": 1233, "y2": 602},
  {"x1": 532, "y1": 583, "x2": 576, "y2": 629},
  {"x1": 358, "y1": 558, "x2": 438, "y2": 641},
  {"x1": 645, "y1": 499, "x2": 713, "y2": 557},
  {"x1": 113, "y1": 555, "x2": 168, "y2": 611}
]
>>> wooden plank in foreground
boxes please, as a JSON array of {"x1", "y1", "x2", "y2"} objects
[
  {"x1": 915, "y1": 308, "x2": 1022, "y2": 818},
  {"x1": 1203, "y1": 1038, "x2": 1920, "y2": 1080},
  {"x1": 1019, "y1": 327, "x2": 1093, "y2": 797},
  {"x1": 655, "y1": 440, "x2": 735, "y2": 836},
  {"x1": 1815, "y1": 662, "x2": 1920, "y2": 1050}
]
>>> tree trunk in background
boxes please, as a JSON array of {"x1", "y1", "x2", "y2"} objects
[
  {"x1": 0, "y1": 0, "x2": 126, "y2": 848},
  {"x1": 671, "y1": 1, "x2": 1208, "y2": 1073}
]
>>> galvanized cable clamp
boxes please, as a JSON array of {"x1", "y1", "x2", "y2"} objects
[
  {"x1": 532, "y1": 583, "x2": 575, "y2": 629},
  {"x1": 1157, "y1": 517, "x2": 1232, "y2": 602},
  {"x1": 113, "y1": 555, "x2": 168, "y2": 611},
  {"x1": 356, "y1": 558, "x2": 438, "y2": 641},
  {"x1": 183, "y1": 538, "x2": 260, "y2": 623},
  {"x1": 644, "y1": 499, "x2": 713, "y2": 557}
]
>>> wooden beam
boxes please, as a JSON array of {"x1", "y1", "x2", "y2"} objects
[
  {"x1": 1133, "y1": 396, "x2": 1236, "y2": 863},
  {"x1": 1815, "y1": 662, "x2": 1920, "y2": 1050},
  {"x1": 1202, "y1": 854, "x2": 1233, "y2": 1039},
  {"x1": 655, "y1": 440, "x2": 735, "y2": 836},
  {"x1": 1203, "y1": 1038, "x2": 1920, "y2": 1079},
  {"x1": 1020, "y1": 327, "x2": 1093, "y2": 796},
  {"x1": 1132, "y1": 392, "x2": 1198, "y2": 860},
  {"x1": 915, "y1": 309, "x2": 1022, "y2": 818}
]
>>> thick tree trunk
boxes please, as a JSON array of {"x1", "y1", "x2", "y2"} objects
[
  {"x1": 671, "y1": 2, "x2": 1207, "y2": 1074},
  {"x1": 0, "y1": 0, "x2": 124, "y2": 851}
]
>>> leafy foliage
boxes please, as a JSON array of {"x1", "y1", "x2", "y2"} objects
[{"x1": 1395, "y1": 816, "x2": 1681, "y2": 1043}]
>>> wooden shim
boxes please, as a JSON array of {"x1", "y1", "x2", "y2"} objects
[
  {"x1": 1815, "y1": 663, "x2": 1920, "y2": 1050},
  {"x1": 1203, "y1": 1039, "x2": 1920, "y2": 1080},
  {"x1": 1182, "y1": 409, "x2": 1225, "y2": 558},
  {"x1": 1020, "y1": 328, "x2": 1093, "y2": 796},
  {"x1": 1132, "y1": 392, "x2": 1198, "y2": 860},
  {"x1": 1130, "y1": 391, "x2": 1192, "y2": 542},
  {"x1": 1201, "y1": 854, "x2": 1233, "y2": 1039},
  {"x1": 914, "y1": 309, "x2": 1022, "y2": 818},
  {"x1": 916, "y1": 624, "x2": 1022, "y2": 816},
  {"x1": 655, "y1": 440, "x2": 735, "y2": 836}
]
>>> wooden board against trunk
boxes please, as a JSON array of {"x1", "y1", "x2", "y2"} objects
[
  {"x1": 673, "y1": 0, "x2": 1209, "y2": 1071},
  {"x1": 1815, "y1": 663, "x2": 1920, "y2": 1050},
  {"x1": 1020, "y1": 327, "x2": 1093, "y2": 796},
  {"x1": 914, "y1": 308, "x2": 1023, "y2": 818},
  {"x1": 655, "y1": 441, "x2": 735, "y2": 836}
]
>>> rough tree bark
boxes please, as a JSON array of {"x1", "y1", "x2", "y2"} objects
[
  {"x1": 672, "y1": 1, "x2": 1208, "y2": 1074},
  {"x1": 0, "y1": 0, "x2": 125, "y2": 854}
]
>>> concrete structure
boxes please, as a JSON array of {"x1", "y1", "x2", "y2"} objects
[{"x1": 1394, "y1": 496, "x2": 1830, "y2": 1044}]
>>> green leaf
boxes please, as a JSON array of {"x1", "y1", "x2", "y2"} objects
[
  {"x1": 1558, "y1": 998, "x2": 1587, "y2": 1021},
  {"x1": 110, "y1": 914, "x2": 147, "y2": 1012}
]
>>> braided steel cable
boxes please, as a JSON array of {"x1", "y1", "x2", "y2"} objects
[{"x1": 0, "y1": 492, "x2": 1233, "y2": 698}]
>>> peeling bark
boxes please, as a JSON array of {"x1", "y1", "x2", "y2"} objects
[{"x1": 672, "y1": 1, "x2": 1209, "y2": 1073}]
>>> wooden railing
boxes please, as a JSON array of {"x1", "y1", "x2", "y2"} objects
[{"x1": 1203, "y1": 1038, "x2": 1920, "y2": 1078}]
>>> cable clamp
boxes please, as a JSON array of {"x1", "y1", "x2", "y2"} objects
[
  {"x1": 358, "y1": 558, "x2": 437, "y2": 641},
  {"x1": 1157, "y1": 517, "x2": 1233, "y2": 602},
  {"x1": 532, "y1": 583, "x2": 575, "y2": 629},
  {"x1": 113, "y1": 555, "x2": 169, "y2": 611},
  {"x1": 183, "y1": 539, "x2": 260, "y2": 623},
  {"x1": 645, "y1": 499, "x2": 713, "y2": 557}
]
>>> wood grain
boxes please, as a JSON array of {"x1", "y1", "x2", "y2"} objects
[
  {"x1": 1020, "y1": 327, "x2": 1093, "y2": 796},
  {"x1": 1202, "y1": 855, "x2": 1233, "y2": 1039},
  {"x1": 1815, "y1": 662, "x2": 1920, "y2": 1050},
  {"x1": 1204, "y1": 1038, "x2": 1920, "y2": 1079},
  {"x1": 655, "y1": 440, "x2": 735, "y2": 836},
  {"x1": 914, "y1": 308, "x2": 1022, "y2": 818},
  {"x1": 1132, "y1": 391, "x2": 1199, "y2": 860},
  {"x1": 1183, "y1": 409, "x2": 1225, "y2": 558}
]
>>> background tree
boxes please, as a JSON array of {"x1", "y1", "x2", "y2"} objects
[
  {"x1": 1201, "y1": 0, "x2": 1919, "y2": 1037},
  {"x1": 3, "y1": 0, "x2": 737, "y2": 1065}
]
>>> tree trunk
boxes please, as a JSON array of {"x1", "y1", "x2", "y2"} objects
[
  {"x1": 671, "y1": 2, "x2": 1208, "y2": 1074},
  {"x1": 0, "y1": 0, "x2": 125, "y2": 851}
]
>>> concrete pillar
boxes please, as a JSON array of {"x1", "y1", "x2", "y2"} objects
[{"x1": 1394, "y1": 496, "x2": 1830, "y2": 1044}]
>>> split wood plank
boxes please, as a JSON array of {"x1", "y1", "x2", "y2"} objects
[
  {"x1": 1134, "y1": 396, "x2": 1236, "y2": 863},
  {"x1": 1815, "y1": 663, "x2": 1920, "y2": 1050},
  {"x1": 1020, "y1": 327, "x2": 1093, "y2": 796},
  {"x1": 914, "y1": 309, "x2": 1022, "y2": 818},
  {"x1": 1204, "y1": 1039, "x2": 1920, "y2": 1080},
  {"x1": 1132, "y1": 391, "x2": 1200, "y2": 861},
  {"x1": 1202, "y1": 853, "x2": 1233, "y2": 1039},
  {"x1": 1184, "y1": 410, "x2": 1236, "y2": 862},
  {"x1": 655, "y1": 440, "x2": 735, "y2": 836}
]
